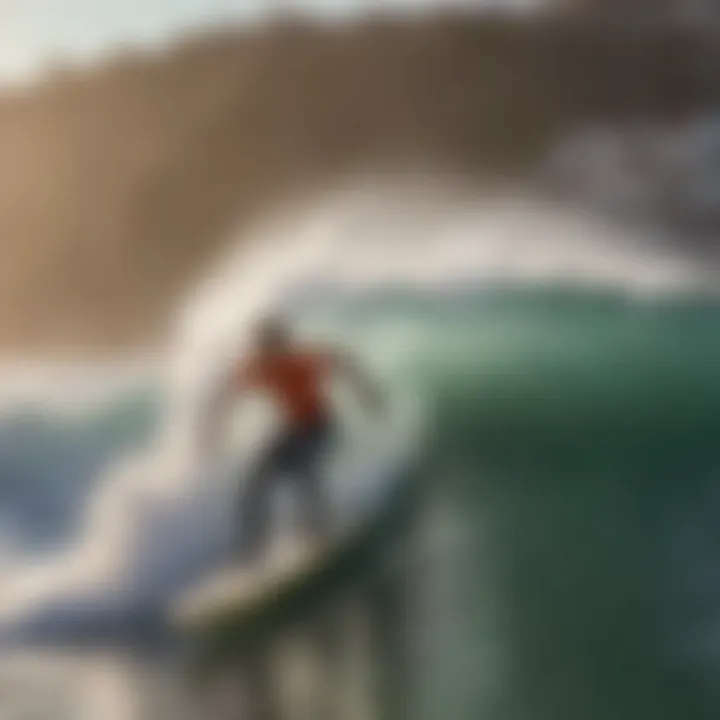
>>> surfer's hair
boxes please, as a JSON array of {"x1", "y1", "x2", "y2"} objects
[{"x1": 255, "y1": 313, "x2": 292, "y2": 351}]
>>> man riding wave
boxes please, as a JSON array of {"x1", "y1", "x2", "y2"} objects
[{"x1": 202, "y1": 314, "x2": 384, "y2": 563}]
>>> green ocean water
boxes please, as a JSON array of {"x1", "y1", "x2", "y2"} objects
[
  {"x1": 302, "y1": 285, "x2": 720, "y2": 720},
  {"x1": 3, "y1": 284, "x2": 720, "y2": 720}
]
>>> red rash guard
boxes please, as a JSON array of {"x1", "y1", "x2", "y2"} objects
[{"x1": 236, "y1": 351, "x2": 335, "y2": 428}]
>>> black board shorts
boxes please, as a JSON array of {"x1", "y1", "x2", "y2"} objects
[
  {"x1": 258, "y1": 415, "x2": 335, "y2": 479},
  {"x1": 235, "y1": 415, "x2": 336, "y2": 560}
]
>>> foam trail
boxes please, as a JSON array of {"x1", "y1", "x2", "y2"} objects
[{"x1": 0, "y1": 177, "x2": 716, "y2": 638}]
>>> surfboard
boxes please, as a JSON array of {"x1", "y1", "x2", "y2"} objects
[
  {"x1": 173, "y1": 537, "x2": 336, "y2": 629},
  {"x1": 170, "y1": 469, "x2": 418, "y2": 671},
  {"x1": 170, "y1": 399, "x2": 422, "y2": 666}
]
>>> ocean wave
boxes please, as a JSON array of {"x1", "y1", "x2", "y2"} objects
[{"x1": 1, "y1": 179, "x2": 719, "y2": 641}]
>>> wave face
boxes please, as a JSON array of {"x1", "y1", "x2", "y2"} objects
[{"x1": 0, "y1": 179, "x2": 719, "y2": 697}]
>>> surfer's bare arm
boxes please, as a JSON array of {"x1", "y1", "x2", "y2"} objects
[
  {"x1": 199, "y1": 367, "x2": 247, "y2": 454},
  {"x1": 331, "y1": 351, "x2": 385, "y2": 415}
]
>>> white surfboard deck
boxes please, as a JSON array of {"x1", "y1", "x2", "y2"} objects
[{"x1": 172, "y1": 532, "x2": 342, "y2": 628}]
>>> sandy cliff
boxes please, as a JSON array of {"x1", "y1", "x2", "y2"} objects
[{"x1": 0, "y1": 15, "x2": 716, "y2": 351}]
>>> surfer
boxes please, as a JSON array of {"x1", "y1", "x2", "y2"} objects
[{"x1": 202, "y1": 314, "x2": 385, "y2": 563}]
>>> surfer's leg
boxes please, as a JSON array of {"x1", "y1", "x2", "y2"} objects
[
  {"x1": 291, "y1": 421, "x2": 334, "y2": 543},
  {"x1": 235, "y1": 463, "x2": 272, "y2": 562},
  {"x1": 298, "y1": 463, "x2": 332, "y2": 542},
  {"x1": 235, "y1": 435, "x2": 292, "y2": 562}
]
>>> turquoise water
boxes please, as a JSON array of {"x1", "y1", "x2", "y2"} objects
[
  {"x1": 307, "y1": 286, "x2": 720, "y2": 720},
  {"x1": 3, "y1": 285, "x2": 720, "y2": 719}
]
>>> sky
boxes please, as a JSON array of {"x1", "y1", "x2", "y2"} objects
[{"x1": 0, "y1": 0, "x2": 538, "y2": 85}]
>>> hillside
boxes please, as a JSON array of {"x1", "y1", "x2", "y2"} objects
[{"x1": 0, "y1": 15, "x2": 718, "y2": 351}]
